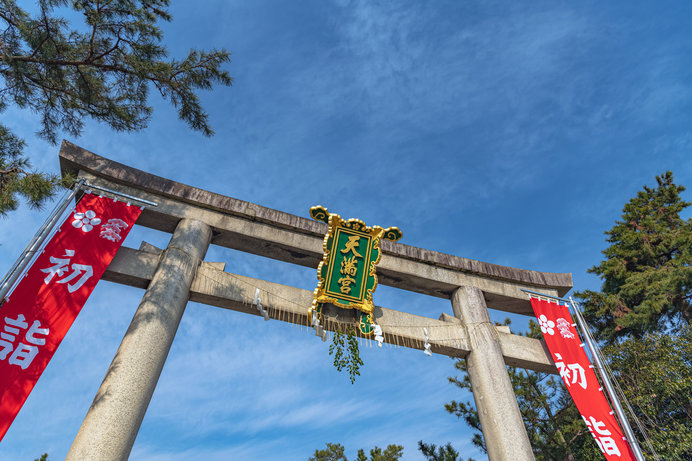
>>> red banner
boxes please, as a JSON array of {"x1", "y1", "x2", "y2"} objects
[
  {"x1": 529, "y1": 297, "x2": 635, "y2": 460},
  {"x1": 0, "y1": 193, "x2": 141, "y2": 441}
]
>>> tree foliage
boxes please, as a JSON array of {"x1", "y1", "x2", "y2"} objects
[
  {"x1": 446, "y1": 172, "x2": 691, "y2": 460},
  {"x1": 577, "y1": 171, "x2": 691, "y2": 342},
  {"x1": 329, "y1": 328, "x2": 363, "y2": 384},
  {"x1": 0, "y1": 124, "x2": 67, "y2": 214},
  {"x1": 309, "y1": 441, "x2": 464, "y2": 460},
  {"x1": 310, "y1": 443, "x2": 348, "y2": 461},
  {"x1": 355, "y1": 444, "x2": 403, "y2": 461},
  {"x1": 0, "y1": 0, "x2": 232, "y2": 215},
  {"x1": 417, "y1": 440, "x2": 463, "y2": 461},
  {"x1": 603, "y1": 326, "x2": 692, "y2": 459},
  {"x1": 309, "y1": 443, "x2": 403, "y2": 461}
]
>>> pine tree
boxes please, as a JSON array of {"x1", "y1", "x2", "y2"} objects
[
  {"x1": 355, "y1": 444, "x2": 403, "y2": 461},
  {"x1": 310, "y1": 443, "x2": 348, "y2": 461},
  {"x1": 0, "y1": 0, "x2": 232, "y2": 216},
  {"x1": 577, "y1": 171, "x2": 691, "y2": 342},
  {"x1": 309, "y1": 443, "x2": 404, "y2": 461},
  {"x1": 417, "y1": 440, "x2": 463, "y2": 461}
]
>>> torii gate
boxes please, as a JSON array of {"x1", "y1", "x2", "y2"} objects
[{"x1": 57, "y1": 141, "x2": 572, "y2": 461}]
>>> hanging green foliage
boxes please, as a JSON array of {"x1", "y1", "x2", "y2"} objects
[{"x1": 329, "y1": 328, "x2": 363, "y2": 384}]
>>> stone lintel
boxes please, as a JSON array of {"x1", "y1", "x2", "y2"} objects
[{"x1": 104, "y1": 246, "x2": 557, "y2": 374}]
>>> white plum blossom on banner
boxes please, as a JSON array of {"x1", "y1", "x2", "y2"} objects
[
  {"x1": 538, "y1": 314, "x2": 555, "y2": 335},
  {"x1": 72, "y1": 210, "x2": 101, "y2": 232}
]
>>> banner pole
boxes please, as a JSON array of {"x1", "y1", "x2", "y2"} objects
[
  {"x1": 84, "y1": 181, "x2": 158, "y2": 207},
  {"x1": 0, "y1": 178, "x2": 86, "y2": 302},
  {"x1": 569, "y1": 297, "x2": 646, "y2": 461},
  {"x1": 520, "y1": 288, "x2": 570, "y2": 304}
]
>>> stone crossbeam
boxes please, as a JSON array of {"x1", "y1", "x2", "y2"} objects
[{"x1": 104, "y1": 246, "x2": 557, "y2": 374}]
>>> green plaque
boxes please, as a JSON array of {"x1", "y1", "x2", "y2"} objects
[{"x1": 309, "y1": 206, "x2": 402, "y2": 334}]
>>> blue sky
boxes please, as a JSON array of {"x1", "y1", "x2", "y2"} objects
[{"x1": 1, "y1": 1, "x2": 691, "y2": 460}]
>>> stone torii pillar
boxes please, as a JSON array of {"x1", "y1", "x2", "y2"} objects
[
  {"x1": 452, "y1": 286, "x2": 534, "y2": 461},
  {"x1": 452, "y1": 286, "x2": 535, "y2": 461},
  {"x1": 66, "y1": 219, "x2": 212, "y2": 461}
]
